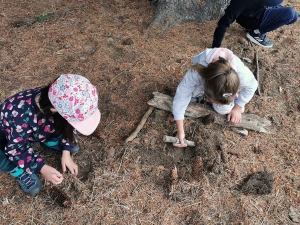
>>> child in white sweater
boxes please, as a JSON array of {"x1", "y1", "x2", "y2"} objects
[{"x1": 172, "y1": 48, "x2": 258, "y2": 147}]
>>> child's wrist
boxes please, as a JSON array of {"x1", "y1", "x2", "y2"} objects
[
  {"x1": 233, "y1": 104, "x2": 242, "y2": 110},
  {"x1": 62, "y1": 150, "x2": 71, "y2": 156}
]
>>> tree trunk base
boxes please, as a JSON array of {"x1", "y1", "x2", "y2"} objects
[{"x1": 150, "y1": 0, "x2": 230, "y2": 29}]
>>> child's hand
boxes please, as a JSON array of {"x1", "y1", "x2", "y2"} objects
[
  {"x1": 173, "y1": 131, "x2": 187, "y2": 148},
  {"x1": 40, "y1": 165, "x2": 63, "y2": 184},
  {"x1": 61, "y1": 150, "x2": 78, "y2": 175},
  {"x1": 174, "y1": 120, "x2": 187, "y2": 147},
  {"x1": 227, "y1": 105, "x2": 242, "y2": 125}
]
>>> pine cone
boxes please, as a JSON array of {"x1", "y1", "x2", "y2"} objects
[
  {"x1": 48, "y1": 186, "x2": 72, "y2": 208},
  {"x1": 170, "y1": 166, "x2": 178, "y2": 185},
  {"x1": 192, "y1": 156, "x2": 203, "y2": 181}
]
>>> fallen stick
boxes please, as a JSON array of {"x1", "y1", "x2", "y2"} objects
[
  {"x1": 125, "y1": 106, "x2": 155, "y2": 143},
  {"x1": 148, "y1": 92, "x2": 271, "y2": 133},
  {"x1": 226, "y1": 149, "x2": 240, "y2": 157},
  {"x1": 164, "y1": 135, "x2": 195, "y2": 147},
  {"x1": 254, "y1": 49, "x2": 261, "y2": 96}
]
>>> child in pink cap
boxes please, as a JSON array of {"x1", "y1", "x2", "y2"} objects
[
  {"x1": 0, "y1": 74, "x2": 100, "y2": 196},
  {"x1": 172, "y1": 48, "x2": 258, "y2": 147}
]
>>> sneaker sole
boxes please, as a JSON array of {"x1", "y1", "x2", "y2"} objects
[{"x1": 246, "y1": 33, "x2": 273, "y2": 48}]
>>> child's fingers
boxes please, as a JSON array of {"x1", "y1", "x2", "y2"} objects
[
  {"x1": 173, "y1": 143, "x2": 187, "y2": 148},
  {"x1": 73, "y1": 169, "x2": 78, "y2": 175},
  {"x1": 227, "y1": 113, "x2": 232, "y2": 122},
  {"x1": 70, "y1": 168, "x2": 76, "y2": 175},
  {"x1": 68, "y1": 164, "x2": 78, "y2": 175},
  {"x1": 74, "y1": 166, "x2": 78, "y2": 175},
  {"x1": 55, "y1": 170, "x2": 63, "y2": 178},
  {"x1": 51, "y1": 174, "x2": 63, "y2": 184},
  {"x1": 62, "y1": 163, "x2": 66, "y2": 173}
]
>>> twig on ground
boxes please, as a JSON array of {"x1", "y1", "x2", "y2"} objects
[
  {"x1": 131, "y1": 182, "x2": 143, "y2": 195},
  {"x1": 181, "y1": 201, "x2": 202, "y2": 208},
  {"x1": 254, "y1": 49, "x2": 261, "y2": 95},
  {"x1": 32, "y1": 216, "x2": 45, "y2": 225},
  {"x1": 250, "y1": 199, "x2": 263, "y2": 213},
  {"x1": 274, "y1": 213, "x2": 286, "y2": 224},
  {"x1": 247, "y1": 42, "x2": 260, "y2": 95},
  {"x1": 110, "y1": 69, "x2": 128, "y2": 84},
  {"x1": 192, "y1": 124, "x2": 198, "y2": 137},
  {"x1": 117, "y1": 147, "x2": 128, "y2": 173},
  {"x1": 261, "y1": 189, "x2": 279, "y2": 225},
  {"x1": 226, "y1": 139, "x2": 236, "y2": 145},
  {"x1": 140, "y1": 220, "x2": 157, "y2": 225},
  {"x1": 104, "y1": 119, "x2": 115, "y2": 130},
  {"x1": 226, "y1": 149, "x2": 240, "y2": 157},
  {"x1": 113, "y1": 203, "x2": 131, "y2": 210},
  {"x1": 110, "y1": 60, "x2": 140, "y2": 84},
  {"x1": 125, "y1": 106, "x2": 155, "y2": 143}
]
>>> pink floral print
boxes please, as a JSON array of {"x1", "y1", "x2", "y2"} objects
[{"x1": 0, "y1": 88, "x2": 75, "y2": 174}]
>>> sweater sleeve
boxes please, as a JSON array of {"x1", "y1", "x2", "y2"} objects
[
  {"x1": 172, "y1": 70, "x2": 202, "y2": 120},
  {"x1": 234, "y1": 56, "x2": 258, "y2": 107},
  {"x1": 4, "y1": 119, "x2": 45, "y2": 174},
  {"x1": 212, "y1": 0, "x2": 248, "y2": 48},
  {"x1": 59, "y1": 130, "x2": 78, "y2": 152}
]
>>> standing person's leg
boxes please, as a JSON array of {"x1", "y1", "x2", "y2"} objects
[
  {"x1": 247, "y1": 5, "x2": 298, "y2": 48},
  {"x1": 0, "y1": 132, "x2": 42, "y2": 196},
  {"x1": 259, "y1": 5, "x2": 298, "y2": 34}
]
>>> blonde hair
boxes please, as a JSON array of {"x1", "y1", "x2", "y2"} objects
[{"x1": 191, "y1": 57, "x2": 240, "y2": 104}]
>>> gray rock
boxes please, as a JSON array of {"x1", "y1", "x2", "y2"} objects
[{"x1": 150, "y1": 0, "x2": 230, "y2": 29}]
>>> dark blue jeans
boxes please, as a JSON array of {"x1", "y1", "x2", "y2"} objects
[
  {"x1": 0, "y1": 132, "x2": 16, "y2": 172},
  {"x1": 259, "y1": 5, "x2": 298, "y2": 34}
]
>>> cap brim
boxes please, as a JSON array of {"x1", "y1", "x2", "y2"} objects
[{"x1": 69, "y1": 109, "x2": 101, "y2": 136}]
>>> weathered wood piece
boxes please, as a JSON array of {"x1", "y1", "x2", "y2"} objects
[
  {"x1": 230, "y1": 127, "x2": 249, "y2": 136},
  {"x1": 164, "y1": 135, "x2": 196, "y2": 147},
  {"x1": 125, "y1": 106, "x2": 155, "y2": 143},
  {"x1": 147, "y1": 92, "x2": 271, "y2": 133}
]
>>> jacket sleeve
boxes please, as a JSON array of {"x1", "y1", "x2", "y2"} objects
[
  {"x1": 4, "y1": 120, "x2": 45, "y2": 174},
  {"x1": 59, "y1": 130, "x2": 78, "y2": 152},
  {"x1": 234, "y1": 56, "x2": 258, "y2": 107},
  {"x1": 212, "y1": 0, "x2": 248, "y2": 48},
  {"x1": 172, "y1": 70, "x2": 202, "y2": 120}
]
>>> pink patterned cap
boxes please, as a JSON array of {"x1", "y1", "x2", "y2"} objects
[{"x1": 48, "y1": 74, "x2": 101, "y2": 135}]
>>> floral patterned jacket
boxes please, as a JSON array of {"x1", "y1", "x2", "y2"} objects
[{"x1": 0, "y1": 87, "x2": 75, "y2": 174}]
